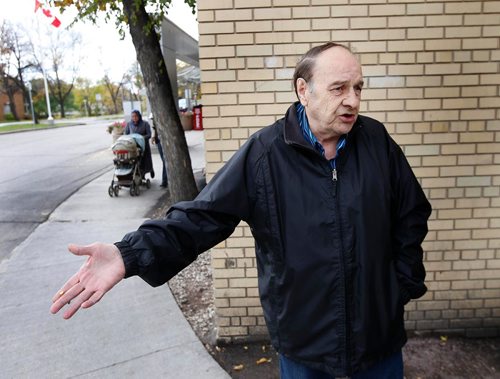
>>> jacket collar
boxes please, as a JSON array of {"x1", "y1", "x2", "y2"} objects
[{"x1": 283, "y1": 101, "x2": 362, "y2": 148}]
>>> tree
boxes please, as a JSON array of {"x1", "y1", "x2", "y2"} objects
[
  {"x1": 53, "y1": 0, "x2": 198, "y2": 202},
  {"x1": 30, "y1": 21, "x2": 81, "y2": 118},
  {"x1": 36, "y1": 28, "x2": 82, "y2": 118},
  {"x1": 101, "y1": 73, "x2": 124, "y2": 115},
  {"x1": 30, "y1": 78, "x2": 51, "y2": 118},
  {"x1": 0, "y1": 21, "x2": 35, "y2": 121},
  {"x1": 75, "y1": 77, "x2": 93, "y2": 116}
]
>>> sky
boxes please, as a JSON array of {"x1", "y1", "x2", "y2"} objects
[{"x1": 1, "y1": 0, "x2": 198, "y2": 83}]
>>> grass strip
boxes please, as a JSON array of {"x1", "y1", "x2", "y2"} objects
[{"x1": 0, "y1": 122, "x2": 76, "y2": 133}]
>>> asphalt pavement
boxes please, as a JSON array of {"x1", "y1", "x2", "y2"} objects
[
  {"x1": 0, "y1": 123, "x2": 113, "y2": 260},
  {"x1": 0, "y1": 130, "x2": 230, "y2": 378}
]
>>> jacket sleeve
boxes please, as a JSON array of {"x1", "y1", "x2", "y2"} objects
[
  {"x1": 115, "y1": 138, "x2": 259, "y2": 287},
  {"x1": 390, "y1": 142, "x2": 432, "y2": 304}
]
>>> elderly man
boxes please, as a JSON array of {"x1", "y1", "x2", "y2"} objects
[{"x1": 51, "y1": 42, "x2": 431, "y2": 379}]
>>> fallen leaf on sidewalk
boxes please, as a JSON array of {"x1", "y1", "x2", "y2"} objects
[
  {"x1": 256, "y1": 357, "x2": 272, "y2": 365},
  {"x1": 233, "y1": 364, "x2": 244, "y2": 371}
]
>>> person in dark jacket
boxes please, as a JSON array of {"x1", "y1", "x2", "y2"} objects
[
  {"x1": 124, "y1": 110, "x2": 154, "y2": 180},
  {"x1": 51, "y1": 42, "x2": 431, "y2": 379},
  {"x1": 149, "y1": 113, "x2": 168, "y2": 188}
]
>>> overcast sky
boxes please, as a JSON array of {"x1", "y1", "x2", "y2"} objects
[{"x1": 1, "y1": 0, "x2": 198, "y2": 83}]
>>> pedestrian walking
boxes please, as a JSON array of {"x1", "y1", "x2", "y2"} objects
[{"x1": 124, "y1": 110, "x2": 154, "y2": 180}]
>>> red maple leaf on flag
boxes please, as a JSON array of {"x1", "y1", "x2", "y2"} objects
[
  {"x1": 34, "y1": 0, "x2": 42, "y2": 12},
  {"x1": 34, "y1": 0, "x2": 61, "y2": 28},
  {"x1": 42, "y1": 9, "x2": 53, "y2": 18},
  {"x1": 51, "y1": 18, "x2": 61, "y2": 28}
]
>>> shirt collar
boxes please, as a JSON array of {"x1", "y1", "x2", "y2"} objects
[{"x1": 296, "y1": 103, "x2": 347, "y2": 160}]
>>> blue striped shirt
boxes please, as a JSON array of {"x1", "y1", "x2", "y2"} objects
[{"x1": 296, "y1": 103, "x2": 346, "y2": 171}]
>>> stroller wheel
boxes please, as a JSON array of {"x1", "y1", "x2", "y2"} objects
[
  {"x1": 108, "y1": 186, "x2": 114, "y2": 197},
  {"x1": 113, "y1": 185, "x2": 120, "y2": 197},
  {"x1": 146, "y1": 179, "x2": 151, "y2": 189}
]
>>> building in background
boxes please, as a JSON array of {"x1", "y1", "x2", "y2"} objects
[
  {"x1": 0, "y1": 87, "x2": 26, "y2": 121},
  {"x1": 197, "y1": 0, "x2": 500, "y2": 341}
]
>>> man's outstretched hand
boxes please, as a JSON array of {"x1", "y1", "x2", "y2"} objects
[{"x1": 50, "y1": 243, "x2": 126, "y2": 319}]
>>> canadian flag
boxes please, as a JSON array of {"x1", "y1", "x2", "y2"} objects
[{"x1": 35, "y1": 0, "x2": 61, "y2": 28}]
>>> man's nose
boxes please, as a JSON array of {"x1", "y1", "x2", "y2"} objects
[{"x1": 342, "y1": 88, "x2": 360, "y2": 108}]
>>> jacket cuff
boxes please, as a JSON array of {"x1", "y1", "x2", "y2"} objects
[{"x1": 114, "y1": 240, "x2": 139, "y2": 278}]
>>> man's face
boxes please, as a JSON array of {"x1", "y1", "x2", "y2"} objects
[
  {"x1": 131, "y1": 113, "x2": 139, "y2": 123},
  {"x1": 297, "y1": 47, "x2": 363, "y2": 140}
]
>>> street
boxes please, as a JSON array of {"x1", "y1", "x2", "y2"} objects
[{"x1": 0, "y1": 120, "x2": 113, "y2": 261}]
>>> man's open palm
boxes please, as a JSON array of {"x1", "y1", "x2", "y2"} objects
[{"x1": 50, "y1": 243, "x2": 125, "y2": 319}]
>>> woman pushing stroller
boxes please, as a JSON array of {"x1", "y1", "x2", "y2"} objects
[{"x1": 124, "y1": 110, "x2": 155, "y2": 180}]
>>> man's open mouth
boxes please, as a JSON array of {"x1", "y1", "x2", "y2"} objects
[{"x1": 340, "y1": 114, "x2": 356, "y2": 122}]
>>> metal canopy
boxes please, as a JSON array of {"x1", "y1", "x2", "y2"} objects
[
  {"x1": 161, "y1": 18, "x2": 199, "y2": 109},
  {"x1": 161, "y1": 18, "x2": 199, "y2": 67}
]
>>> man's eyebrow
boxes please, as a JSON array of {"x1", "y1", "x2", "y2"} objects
[
  {"x1": 328, "y1": 79, "x2": 365, "y2": 87},
  {"x1": 328, "y1": 80, "x2": 348, "y2": 87}
]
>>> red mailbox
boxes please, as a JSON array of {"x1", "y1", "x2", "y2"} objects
[{"x1": 192, "y1": 105, "x2": 203, "y2": 130}]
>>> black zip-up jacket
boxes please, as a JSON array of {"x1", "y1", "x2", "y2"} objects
[{"x1": 116, "y1": 102, "x2": 432, "y2": 377}]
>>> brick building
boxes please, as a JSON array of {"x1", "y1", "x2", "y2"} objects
[
  {"x1": 196, "y1": 0, "x2": 500, "y2": 341},
  {"x1": 0, "y1": 89, "x2": 26, "y2": 121}
]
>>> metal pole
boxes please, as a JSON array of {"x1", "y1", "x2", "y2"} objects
[
  {"x1": 41, "y1": 67, "x2": 54, "y2": 125},
  {"x1": 27, "y1": 81, "x2": 35, "y2": 125}
]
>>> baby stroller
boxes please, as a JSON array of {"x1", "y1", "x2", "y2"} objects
[{"x1": 108, "y1": 133, "x2": 151, "y2": 197}]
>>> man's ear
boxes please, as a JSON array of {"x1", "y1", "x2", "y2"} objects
[{"x1": 296, "y1": 78, "x2": 308, "y2": 105}]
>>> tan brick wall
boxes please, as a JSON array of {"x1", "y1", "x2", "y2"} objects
[{"x1": 198, "y1": 0, "x2": 500, "y2": 341}]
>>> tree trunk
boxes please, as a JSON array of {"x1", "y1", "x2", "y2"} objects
[
  {"x1": 123, "y1": 0, "x2": 198, "y2": 202},
  {"x1": 56, "y1": 82, "x2": 66, "y2": 118},
  {"x1": 2, "y1": 76, "x2": 20, "y2": 120},
  {"x1": 6, "y1": 87, "x2": 20, "y2": 121},
  {"x1": 112, "y1": 99, "x2": 118, "y2": 115},
  {"x1": 60, "y1": 100, "x2": 65, "y2": 118},
  {"x1": 111, "y1": 91, "x2": 119, "y2": 114}
]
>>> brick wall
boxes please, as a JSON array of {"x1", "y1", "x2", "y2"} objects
[
  {"x1": 197, "y1": 0, "x2": 500, "y2": 341},
  {"x1": 0, "y1": 91, "x2": 26, "y2": 121}
]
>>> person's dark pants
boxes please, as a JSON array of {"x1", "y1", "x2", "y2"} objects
[
  {"x1": 156, "y1": 141, "x2": 168, "y2": 186},
  {"x1": 279, "y1": 351, "x2": 403, "y2": 379}
]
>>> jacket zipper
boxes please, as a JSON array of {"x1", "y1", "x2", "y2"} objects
[
  {"x1": 331, "y1": 155, "x2": 351, "y2": 375},
  {"x1": 332, "y1": 168, "x2": 338, "y2": 195},
  {"x1": 331, "y1": 136, "x2": 346, "y2": 196}
]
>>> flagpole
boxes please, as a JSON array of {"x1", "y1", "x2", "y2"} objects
[
  {"x1": 41, "y1": 66, "x2": 54, "y2": 124},
  {"x1": 34, "y1": 0, "x2": 60, "y2": 125}
]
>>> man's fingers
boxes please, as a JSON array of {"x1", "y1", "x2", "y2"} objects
[
  {"x1": 51, "y1": 272, "x2": 80, "y2": 303},
  {"x1": 81, "y1": 291, "x2": 104, "y2": 309},
  {"x1": 50, "y1": 282, "x2": 85, "y2": 314},
  {"x1": 62, "y1": 288, "x2": 93, "y2": 320}
]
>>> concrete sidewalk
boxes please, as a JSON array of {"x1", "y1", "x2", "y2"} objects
[{"x1": 0, "y1": 131, "x2": 230, "y2": 378}]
